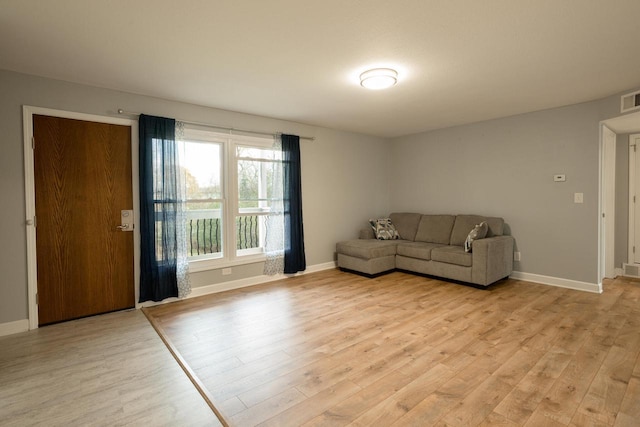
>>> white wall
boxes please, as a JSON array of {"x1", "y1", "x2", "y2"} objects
[
  {"x1": 0, "y1": 69, "x2": 390, "y2": 325},
  {"x1": 389, "y1": 102, "x2": 607, "y2": 284}
]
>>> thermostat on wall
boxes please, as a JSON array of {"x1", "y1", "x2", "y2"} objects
[{"x1": 553, "y1": 174, "x2": 566, "y2": 182}]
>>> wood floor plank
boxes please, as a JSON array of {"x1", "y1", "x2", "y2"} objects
[
  {"x1": 575, "y1": 343, "x2": 638, "y2": 424},
  {"x1": 347, "y1": 362, "x2": 457, "y2": 426},
  {"x1": 440, "y1": 375, "x2": 514, "y2": 426},
  {"x1": 231, "y1": 387, "x2": 307, "y2": 427},
  {"x1": 301, "y1": 369, "x2": 414, "y2": 426},
  {"x1": 570, "y1": 410, "x2": 614, "y2": 427},
  {"x1": 143, "y1": 270, "x2": 640, "y2": 426},
  {"x1": 614, "y1": 376, "x2": 640, "y2": 426},
  {"x1": 440, "y1": 348, "x2": 544, "y2": 426},
  {"x1": 525, "y1": 335, "x2": 613, "y2": 425},
  {"x1": 259, "y1": 379, "x2": 362, "y2": 426},
  {"x1": 477, "y1": 411, "x2": 520, "y2": 426},
  {"x1": 0, "y1": 310, "x2": 221, "y2": 426},
  {"x1": 493, "y1": 348, "x2": 573, "y2": 423},
  {"x1": 523, "y1": 410, "x2": 570, "y2": 427}
]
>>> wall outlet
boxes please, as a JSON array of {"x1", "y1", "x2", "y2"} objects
[
  {"x1": 222, "y1": 267, "x2": 232, "y2": 276},
  {"x1": 514, "y1": 252, "x2": 521, "y2": 261},
  {"x1": 553, "y1": 174, "x2": 566, "y2": 182},
  {"x1": 574, "y1": 192, "x2": 584, "y2": 204}
]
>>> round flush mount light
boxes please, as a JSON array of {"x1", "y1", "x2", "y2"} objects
[{"x1": 359, "y1": 68, "x2": 398, "y2": 90}]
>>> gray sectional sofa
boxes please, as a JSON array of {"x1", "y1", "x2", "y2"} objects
[{"x1": 336, "y1": 213, "x2": 514, "y2": 287}]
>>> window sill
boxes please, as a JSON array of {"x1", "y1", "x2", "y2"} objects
[{"x1": 188, "y1": 254, "x2": 267, "y2": 273}]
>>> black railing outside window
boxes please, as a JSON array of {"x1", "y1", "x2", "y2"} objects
[
  {"x1": 236, "y1": 216, "x2": 259, "y2": 250},
  {"x1": 185, "y1": 210, "x2": 260, "y2": 257},
  {"x1": 187, "y1": 217, "x2": 221, "y2": 256}
]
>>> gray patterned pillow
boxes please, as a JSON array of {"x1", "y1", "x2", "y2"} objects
[
  {"x1": 369, "y1": 218, "x2": 400, "y2": 240},
  {"x1": 464, "y1": 221, "x2": 488, "y2": 252}
]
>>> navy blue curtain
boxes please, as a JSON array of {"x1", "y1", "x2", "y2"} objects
[
  {"x1": 139, "y1": 114, "x2": 179, "y2": 302},
  {"x1": 282, "y1": 134, "x2": 306, "y2": 274}
]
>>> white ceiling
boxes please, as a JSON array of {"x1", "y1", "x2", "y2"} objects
[{"x1": 2, "y1": 0, "x2": 640, "y2": 138}]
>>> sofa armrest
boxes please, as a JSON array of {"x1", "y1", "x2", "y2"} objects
[
  {"x1": 471, "y1": 235, "x2": 514, "y2": 286},
  {"x1": 359, "y1": 227, "x2": 375, "y2": 239}
]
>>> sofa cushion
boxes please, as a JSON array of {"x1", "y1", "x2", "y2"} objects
[
  {"x1": 431, "y1": 245, "x2": 473, "y2": 267},
  {"x1": 338, "y1": 254, "x2": 396, "y2": 275},
  {"x1": 464, "y1": 221, "x2": 488, "y2": 253},
  {"x1": 389, "y1": 213, "x2": 422, "y2": 241},
  {"x1": 359, "y1": 227, "x2": 375, "y2": 239},
  {"x1": 336, "y1": 239, "x2": 400, "y2": 260},
  {"x1": 397, "y1": 242, "x2": 445, "y2": 261},
  {"x1": 450, "y1": 215, "x2": 504, "y2": 246},
  {"x1": 414, "y1": 215, "x2": 456, "y2": 244},
  {"x1": 484, "y1": 217, "x2": 504, "y2": 237},
  {"x1": 369, "y1": 218, "x2": 400, "y2": 240}
]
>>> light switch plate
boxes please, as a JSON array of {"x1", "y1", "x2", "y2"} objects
[{"x1": 574, "y1": 193, "x2": 584, "y2": 203}]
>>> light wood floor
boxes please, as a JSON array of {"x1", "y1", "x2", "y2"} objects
[
  {"x1": 0, "y1": 309, "x2": 222, "y2": 426},
  {"x1": 144, "y1": 269, "x2": 640, "y2": 427}
]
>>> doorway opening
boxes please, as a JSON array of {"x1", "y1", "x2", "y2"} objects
[{"x1": 599, "y1": 111, "x2": 640, "y2": 285}]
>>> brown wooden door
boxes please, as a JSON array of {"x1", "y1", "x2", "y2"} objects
[{"x1": 34, "y1": 115, "x2": 134, "y2": 325}]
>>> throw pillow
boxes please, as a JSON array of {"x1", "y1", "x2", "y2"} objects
[
  {"x1": 464, "y1": 221, "x2": 488, "y2": 252},
  {"x1": 369, "y1": 218, "x2": 400, "y2": 240}
]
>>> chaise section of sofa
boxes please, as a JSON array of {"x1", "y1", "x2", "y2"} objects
[
  {"x1": 336, "y1": 212, "x2": 421, "y2": 276},
  {"x1": 336, "y1": 213, "x2": 514, "y2": 287},
  {"x1": 336, "y1": 239, "x2": 401, "y2": 276}
]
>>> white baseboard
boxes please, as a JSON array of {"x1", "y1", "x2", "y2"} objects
[
  {"x1": 0, "y1": 319, "x2": 30, "y2": 337},
  {"x1": 510, "y1": 271, "x2": 602, "y2": 294},
  {"x1": 138, "y1": 261, "x2": 338, "y2": 307},
  {"x1": 17, "y1": 265, "x2": 602, "y2": 325},
  {"x1": 614, "y1": 267, "x2": 624, "y2": 277},
  {"x1": 188, "y1": 261, "x2": 337, "y2": 299}
]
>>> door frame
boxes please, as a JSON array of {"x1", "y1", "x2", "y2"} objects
[
  {"x1": 628, "y1": 133, "x2": 640, "y2": 264},
  {"x1": 600, "y1": 125, "x2": 616, "y2": 280},
  {"x1": 599, "y1": 110, "x2": 640, "y2": 284},
  {"x1": 23, "y1": 106, "x2": 140, "y2": 329}
]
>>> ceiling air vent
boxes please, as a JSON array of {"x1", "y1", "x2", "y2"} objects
[{"x1": 621, "y1": 89, "x2": 640, "y2": 113}]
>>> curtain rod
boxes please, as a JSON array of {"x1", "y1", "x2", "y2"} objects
[{"x1": 117, "y1": 109, "x2": 315, "y2": 141}]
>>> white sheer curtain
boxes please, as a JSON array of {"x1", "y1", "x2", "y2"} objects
[
  {"x1": 263, "y1": 136, "x2": 285, "y2": 275},
  {"x1": 175, "y1": 121, "x2": 191, "y2": 297}
]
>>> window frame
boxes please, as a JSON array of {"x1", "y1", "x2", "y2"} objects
[
  {"x1": 234, "y1": 144, "x2": 283, "y2": 258},
  {"x1": 182, "y1": 132, "x2": 225, "y2": 263},
  {"x1": 185, "y1": 127, "x2": 277, "y2": 273}
]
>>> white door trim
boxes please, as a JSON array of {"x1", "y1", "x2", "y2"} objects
[
  {"x1": 602, "y1": 125, "x2": 616, "y2": 279},
  {"x1": 598, "y1": 124, "x2": 615, "y2": 283},
  {"x1": 628, "y1": 134, "x2": 640, "y2": 264},
  {"x1": 23, "y1": 106, "x2": 139, "y2": 330}
]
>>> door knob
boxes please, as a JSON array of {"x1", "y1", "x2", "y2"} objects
[{"x1": 118, "y1": 210, "x2": 134, "y2": 231}]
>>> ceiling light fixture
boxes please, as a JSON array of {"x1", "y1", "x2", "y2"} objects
[{"x1": 359, "y1": 68, "x2": 398, "y2": 90}]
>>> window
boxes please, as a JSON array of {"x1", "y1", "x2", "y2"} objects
[
  {"x1": 236, "y1": 145, "x2": 283, "y2": 256},
  {"x1": 183, "y1": 135, "x2": 224, "y2": 260},
  {"x1": 181, "y1": 127, "x2": 278, "y2": 270}
]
